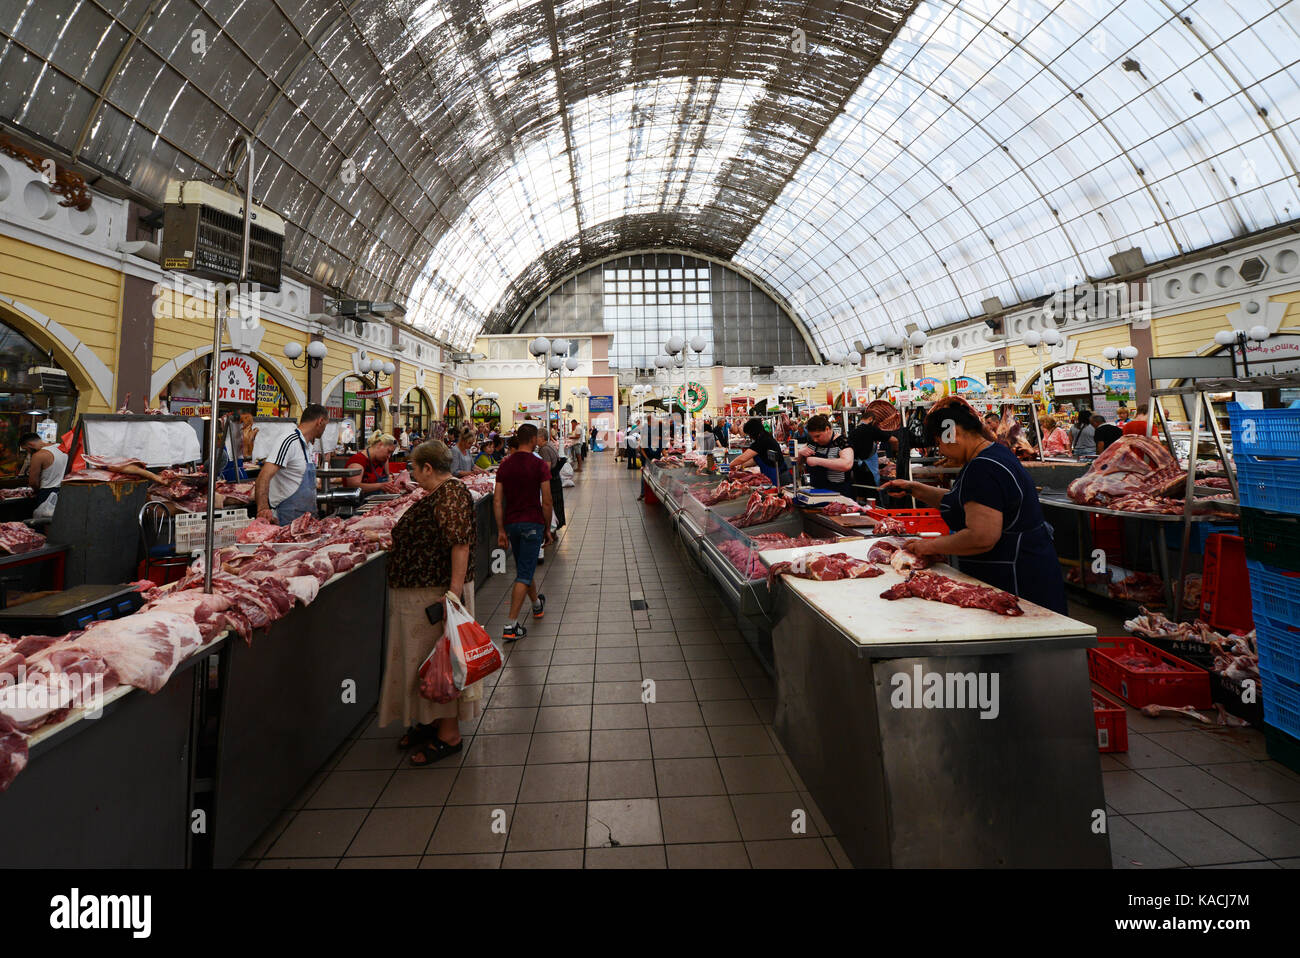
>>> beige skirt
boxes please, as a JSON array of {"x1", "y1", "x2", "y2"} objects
[{"x1": 379, "y1": 581, "x2": 484, "y2": 729}]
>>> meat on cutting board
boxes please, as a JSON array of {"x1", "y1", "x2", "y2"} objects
[
  {"x1": 0, "y1": 523, "x2": 46, "y2": 555},
  {"x1": 0, "y1": 715, "x2": 27, "y2": 793},
  {"x1": 766, "y1": 552, "x2": 883, "y2": 586},
  {"x1": 880, "y1": 571, "x2": 1024, "y2": 616},
  {"x1": 866, "y1": 537, "x2": 936, "y2": 571},
  {"x1": 74, "y1": 609, "x2": 202, "y2": 693}
]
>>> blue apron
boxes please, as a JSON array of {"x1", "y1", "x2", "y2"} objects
[
  {"x1": 220, "y1": 458, "x2": 247, "y2": 482},
  {"x1": 938, "y1": 447, "x2": 1068, "y2": 615},
  {"x1": 273, "y1": 434, "x2": 318, "y2": 526}
]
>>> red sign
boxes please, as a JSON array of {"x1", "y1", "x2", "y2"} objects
[
  {"x1": 356, "y1": 386, "x2": 391, "y2": 399},
  {"x1": 218, "y1": 353, "x2": 259, "y2": 404}
]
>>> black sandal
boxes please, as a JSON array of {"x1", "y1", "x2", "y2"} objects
[
  {"x1": 398, "y1": 724, "x2": 431, "y2": 750},
  {"x1": 409, "y1": 736, "x2": 463, "y2": 767}
]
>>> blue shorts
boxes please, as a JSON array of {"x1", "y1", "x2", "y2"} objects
[{"x1": 505, "y1": 522, "x2": 545, "y2": 585}]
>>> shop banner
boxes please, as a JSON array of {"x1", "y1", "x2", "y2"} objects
[
  {"x1": 356, "y1": 386, "x2": 391, "y2": 399},
  {"x1": 1052, "y1": 362, "x2": 1089, "y2": 382},
  {"x1": 589, "y1": 395, "x2": 614, "y2": 413},
  {"x1": 1053, "y1": 378, "x2": 1092, "y2": 397},
  {"x1": 364, "y1": 413, "x2": 375, "y2": 432},
  {"x1": 1101, "y1": 369, "x2": 1136, "y2": 399},
  {"x1": 218, "y1": 352, "x2": 259, "y2": 404},
  {"x1": 953, "y1": 375, "x2": 987, "y2": 393},
  {"x1": 343, "y1": 391, "x2": 365, "y2": 412}
]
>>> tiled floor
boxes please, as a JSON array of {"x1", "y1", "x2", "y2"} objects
[
  {"x1": 241, "y1": 452, "x2": 846, "y2": 869},
  {"x1": 239, "y1": 453, "x2": 1300, "y2": 869}
]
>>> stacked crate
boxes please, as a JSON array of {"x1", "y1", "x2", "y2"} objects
[{"x1": 1230, "y1": 403, "x2": 1300, "y2": 753}]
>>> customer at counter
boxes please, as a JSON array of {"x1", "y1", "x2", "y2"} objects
[
  {"x1": 1092, "y1": 415, "x2": 1123, "y2": 455},
  {"x1": 343, "y1": 432, "x2": 402, "y2": 495},
  {"x1": 1038, "y1": 415, "x2": 1072, "y2": 457},
  {"x1": 1122, "y1": 403, "x2": 1150, "y2": 436},
  {"x1": 380, "y1": 440, "x2": 481, "y2": 766},
  {"x1": 18, "y1": 432, "x2": 67, "y2": 507},
  {"x1": 731, "y1": 418, "x2": 786, "y2": 486},
  {"x1": 451, "y1": 428, "x2": 485, "y2": 478},
  {"x1": 255, "y1": 403, "x2": 329, "y2": 525},
  {"x1": 795, "y1": 414, "x2": 853, "y2": 491},
  {"x1": 880, "y1": 396, "x2": 1068, "y2": 615},
  {"x1": 1071, "y1": 409, "x2": 1097, "y2": 457}
]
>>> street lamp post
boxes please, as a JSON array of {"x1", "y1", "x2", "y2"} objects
[
  {"x1": 1213, "y1": 326, "x2": 1270, "y2": 377},
  {"x1": 1022, "y1": 327, "x2": 1062, "y2": 403}
]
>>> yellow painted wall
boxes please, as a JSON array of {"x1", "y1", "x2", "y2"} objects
[
  {"x1": 0, "y1": 234, "x2": 121, "y2": 412},
  {"x1": 468, "y1": 375, "x2": 593, "y2": 422}
]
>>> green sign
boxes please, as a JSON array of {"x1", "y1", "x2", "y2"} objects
[{"x1": 343, "y1": 391, "x2": 365, "y2": 412}]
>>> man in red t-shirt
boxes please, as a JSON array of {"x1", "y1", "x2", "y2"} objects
[
  {"x1": 1122, "y1": 403, "x2": 1150, "y2": 436},
  {"x1": 344, "y1": 432, "x2": 401, "y2": 494},
  {"x1": 493, "y1": 423, "x2": 554, "y2": 641}
]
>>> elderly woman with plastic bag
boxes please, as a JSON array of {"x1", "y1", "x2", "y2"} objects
[{"x1": 379, "y1": 440, "x2": 482, "y2": 766}]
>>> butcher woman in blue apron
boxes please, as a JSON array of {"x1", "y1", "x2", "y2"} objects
[{"x1": 879, "y1": 396, "x2": 1068, "y2": 615}]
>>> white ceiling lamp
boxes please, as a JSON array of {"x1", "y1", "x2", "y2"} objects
[
  {"x1": 665, "y1": 335, "x2": 685, "y2": 355},
  {"x1": 908, "y1": 330, "x2": 927, "y2": 349},
  {"x1": 1249, "y1": 325, "x2": 1270, "y2": 342},
  {"x1": 1041, "y1": 328, "x2": 1062, "y2": 347},
  {"x1": 654, "y1": 356, "x2": 669, "y2": 368},
  {"x1": 948, "y1": 349, "x2": 963, "y2": 364},
  {"x1": 547, "y1": 354, "x2": 563, "y2": 371},
  {"x1": 883, "y1": 332, "x2": 904, "y2": 350},
  {"x1": 689, "y1": 335, "x2": 707, "y2": 354},
  {"x1": 550, "y1": 338, "x2": 569, "y2": 356},
  {"x1": 529, "y1": 336, "x2": 551, "y2": 356},
  {"x1": 307, "y1": 341, "x2": 327, "y2": 360},
  {"x1": 566, "y1": 356, "x2": 579, "y2": 371},
  {"x1": 1022, "y1": 330, "x2": 1041, "y2": 348},
  {"x1": 383, "y1": 361, "x2": 396, "y2": 375},
  {"x1": 283, "y1": 342, "x2": 303, "y2": 360}
]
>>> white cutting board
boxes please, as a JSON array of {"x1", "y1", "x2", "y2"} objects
[{"x1": 757, "y1": 538, "x2": 1095, "y2": 646}]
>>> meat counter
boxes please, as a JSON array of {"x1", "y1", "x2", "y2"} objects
[{"x1": 759, "y1": 538, "x2": 1109, "y2": 868}]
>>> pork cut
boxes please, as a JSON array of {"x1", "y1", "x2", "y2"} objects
[
  {"x1": 0, "y1": 522, "x2": 46, "y2": 555},
  {"x1": 880, "y1": 571, "x2": 1024, "y2": 616},
  {"x1": 819, "y1": 501, "x2": 861, "y2": 516},
  {"x1": 733, "y1": 489, "x2": 790, "y2": 528},
  {"x1": 866, "y1": 537, "x2": 936, "y2": 571},
  {"x1": 237, "y1": 519, "x2": 281, "y2": 543},
  {"x1": 75, "y1": 609, "x2": 202, "y2": 693},
  {"x1": 766, "y1": 552, "x2": 884, "y2": 586},
  {"x1": 0, "y1": 715, "x2": 27, "y2": 793}
]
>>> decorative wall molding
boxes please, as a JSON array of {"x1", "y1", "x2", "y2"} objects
[
  {"x1": 0, "y1": 293, "x2": 116, "y2": 405},
  {"x1": 1151, "y1": 234, "x2": 1300, "y2": 317}
]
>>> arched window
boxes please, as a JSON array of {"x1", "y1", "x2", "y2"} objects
[
  {"x1": 443, "y1": 396, "x2": 465, "y2": 431},
  {"x1": 163, "y1": 352, "x2": 293, "y2": 418},
  {"x1": 399, "y1": 388, "x2": 433, "y2": 433},
  {"x1": 0, "y1": 319, "x2": 79, "y2": 479},
  {"x1": 472, "y1": 397, "x2": 501, "y2": 425}
]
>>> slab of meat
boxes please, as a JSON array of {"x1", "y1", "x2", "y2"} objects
[
  {"x1": 75, "y1": 609, "x2": 202, "y2": 693},
  {"x1": 733, "y1": 489, "x2": 790, "y2": 528},
  {"x1": 819, "y1": 501, "x2": 861, "y2": 516},
  {"x1": 1108, "y1": 571, "x2": 1164, "y2": 604},
  {"x1": 0, "y1": 488, "x2": 33, "y2": 500},
  {"x1": 66, "y1": 455, "x2": 163, "y2": 483},
  {"x1": 880, "y1": 571, "x2": 1024, "y2": 616},
  {"x1": 766, "y1": 552, "x2": 884, "y2": 586},
  {"x1": 0, "y1": 522, "x2": 45, "y2": 555},
  {"x1": 0, "y1": 715, "x2": 27, "y2": 793},
  {"x1": 285, "y1": 576, "x2": 321, "y2": 606},
  {"x1": 1067, "y1": 436, "x2": 1184, "y2": 507},
  {"x1": 697, "y1": 480, "x2": 756, "y2": 506},
  {"x1": 995, "y1": 406, "x2": 1036, "y2": 460},
  {"x1": 215, "y1": 481, "x2": 254, "y2": 504},
  {"x1": 870, "y1": 515, "x2": 910, "y2": 536},
  {"x1": 143, "y1": 589, "x2": 233, "y2": 643},
  {"x1": 866, "y1": 537, "x2": 936, "y2": 572},
  {"x1": 237, "y1": 519, "x2": 281, "y2": 543}
]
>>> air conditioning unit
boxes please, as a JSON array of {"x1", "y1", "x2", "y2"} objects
[
  {"x1": 161, "y1": 180, "x2": 284, "y2": 290},
  {"x1": 27, "y1": 366, "x2": 73, "y2": 394}
]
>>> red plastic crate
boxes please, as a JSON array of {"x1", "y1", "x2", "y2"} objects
[
  {"x1": 864, "y1": 507, "x2": 949, "y2": 535},
  {"x1": 1092, "y1": 690, "x2": 1129, "y2": 753},
  {"x1": 1088, "y1": 636, "x2": 1212, "y2": 708},
  {"x1": 1090, "y1": 514, "x2": 1126, "y2": 563},
  {"x1": 1201, "y1": 533, "x2": 1253, "y2": 634}
]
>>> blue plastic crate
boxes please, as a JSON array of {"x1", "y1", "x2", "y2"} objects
[
  {"x1": 1256, "y1": 611, "x2": 1300, "y2": 685},
  {"x1": 1230, "y1": 402, "x2": 1300, "y2": 458},
  {"x1": 1247, "y1": 559, "x2": 1300, "y2": 622},
  {"x1": 1235, "y1": 455, "x2": 1300, "y2": 516},
  {"x1": 1259, "y1": 667, "x2": 1300, "y2": 741},
  {"x1": 1163, "y1": 522, "x2": 1239, "y2": 554}
]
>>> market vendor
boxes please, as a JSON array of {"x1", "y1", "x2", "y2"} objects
[
  {"x1": 732, "y1": 417, "x2": 787, "y2": 486},
  {"x1": 344, "y1": 431, "x2": 402, "y2": 495},
  {"x1": 848, "y1": 414, "x2": 897, "y2": 491},
  {"x1": 255, "y1": 403, "x2": 329, "y2": 525},
  {"x1": 18, "y1": 431, "x2": 67, "y2": 507},
  {"x1": 880, "y1": 396, "x2": 1068, "y2": 614},
  {"x1": 795, "y1": 414, "x2": 853, "y2": 491}
]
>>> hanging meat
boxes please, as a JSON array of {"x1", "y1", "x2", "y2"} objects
[
  {"x1": 995, "y1": 406, "x2": 1036, "y2": 460},
  {"x1": 733, "y1": 489, "x2": 791, "y2": 528},
  {"x1": 1066, "y1": 436, "x2": 1188, "y2": 509},
  {"x1": 880, "y1": 571, "x2": 1024, "y2": 616}
]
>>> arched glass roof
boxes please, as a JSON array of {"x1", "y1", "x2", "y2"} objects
[{"x1": 1, "y1": 0, "x2": 1298, "y2": 354}]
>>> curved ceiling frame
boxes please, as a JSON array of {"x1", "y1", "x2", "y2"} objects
[{"x1": 504, "y1": 245, "x2": 823, "y2": 362}]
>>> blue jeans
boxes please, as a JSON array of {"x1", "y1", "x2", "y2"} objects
[{"x1": 505, "y1": 522, "x2": 545, "y2": 585}]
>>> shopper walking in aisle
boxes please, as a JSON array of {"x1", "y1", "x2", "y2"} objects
[
  {"x1": 451, "y1": 427, "x2": 485, "y2": 478},
  {"x1": 255, "y1": 403, "x2": 329, "y2": 526},
  {"x1": 343, "y1": 432, "x2": 402, "y2": 495},
  {"x1": 1071, "y1": 408, "x2": 1097, "y2": 457},
  {"x1": 626, "y1": 421, "x2": 641, "y2": 470},
  {"x1": 18, "y1": 432, "x2": 67, "y2": 508},
  {"x1": 380, "y1": 440, "x2": 481, "y2": 765},
  {"x1": 568, "y1": 419, "x2": 585, "y2": 473},
  {"x1": 880, "y1": 396, "x2": 1068, "y2": 615},
  {"x1": 537, "y1": 425, "x2": 565, "y2": 528},
  {"x1": 494, "y1": 423, "x2": 553, "y2": 641}
]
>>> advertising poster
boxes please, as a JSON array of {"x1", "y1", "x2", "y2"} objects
[{"x1": 218, "y1": 352, "x2": 258, "y2": 404}]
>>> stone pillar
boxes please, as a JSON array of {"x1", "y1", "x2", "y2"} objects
[{"x1": 117, "y1": 274, "x2": 155, "y2": 411}]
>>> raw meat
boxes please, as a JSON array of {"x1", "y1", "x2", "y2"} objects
[
  {"x1": 0, "y1": 488, "x2": 33, "y2": 500},
  {"x1": 866, "y1": 537, "x2": 936, "y2": 571},
  {"x1": 819, "y1": 501, "x2": 861, "y2": 516},
  {"x1": 1066, "y1": 436, "x2": 1185, "y2": 509},
  {"x1": 0, "y1": 523, "x2": 45, "y2": 555},
  {"x1": 143, "y1": 590, "x2": 233, "y2": 643},
  {"x1": 870, "y1": 515, "x2": 910, "y2": 536},
  {"x1": 715, "y1": 533, "x2": 838, "y2": 579},
  {"x1": 285, "y1": 576, "x2": 320, "y2": 606},
  {"x1": 1108, "y1": 571, "x2": 1164, "y2": 604},
  {"x1": 237, "y1": 519, "x2": 281, "y2": 543},
  {"x1": 880, "y1": 571, "x2": 1024, "y2": 616},
  {"x1": 733, "y1": 489, "x2": 790, "y2": 528},
  {"x1": 0, "y1": 715, "x2": 27, "y2": 793},
  {"x1": 75, "y1": 609, "x2": 202, "y2": 693},
  {"x1": 994, "y1": 406, "x2": 1036, "y2": 460},
  {"x1": 766, "y1": 552, "x2": 884, "y2": 586}
]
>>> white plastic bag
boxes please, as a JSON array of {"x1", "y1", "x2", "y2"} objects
[
  {"x1": 33, "y1": 493, "x2": 57, "y2": 519},
  {"x1": 560, "y1": 460, "x2": 575, "y2": 487}
]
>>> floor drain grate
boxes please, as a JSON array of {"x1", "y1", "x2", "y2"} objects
[{"x1": 630, "y1": 599, "x2": 648, "y2": 611}]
